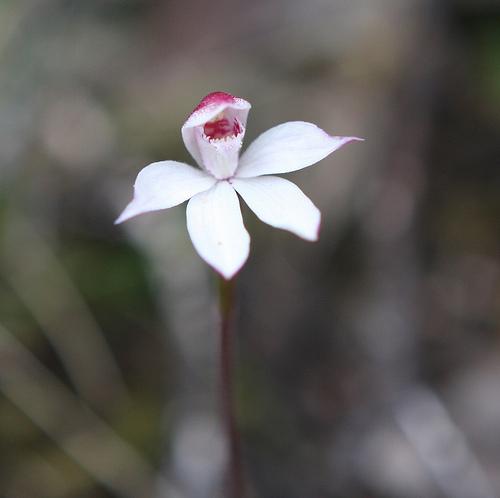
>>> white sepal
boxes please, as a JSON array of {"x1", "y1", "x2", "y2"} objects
[
  {"x1": 232, "y1": 176, "x2": 320, "y2": 241},
  {"x1": 236, "y1": 121, "x2": 362, "y2": 178},
  {"x1": 186, "y1": 181, "x2": 250, "y2": 279},
  {"x1": 115, "y1": 161, "x2": 216, "y2": 224}
]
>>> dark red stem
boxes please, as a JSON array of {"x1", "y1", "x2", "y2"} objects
[{"x1": 219, "y1": 276, "x2": 244, "y2": 498}]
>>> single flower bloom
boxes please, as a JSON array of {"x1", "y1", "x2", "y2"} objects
[{"x1": 116, "y1": 92, "x2": 362, "y2": 279}]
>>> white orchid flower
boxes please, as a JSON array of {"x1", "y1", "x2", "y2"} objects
[{"x1": 116, "y1": 92, "x2": 362, "y2": 279}]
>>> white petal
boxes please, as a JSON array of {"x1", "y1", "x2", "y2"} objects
[
  {"x1": 231, "y1": 176, "x2": 320, "y2": 241},
  {"x1": 236, "y1": 121, "x2": 362, "y2": 178},
  {"x1": 182, "y1": 92, "x2": 251, "y2": 168},
  {"x1": 115, "y1": 161, "x2": 216, "y2": 224},
  {"x1": 186, "y1": 181, "x2": 250, "y2": 279}
]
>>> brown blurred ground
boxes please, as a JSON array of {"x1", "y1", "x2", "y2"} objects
[{"x1": 0, "y1": 0, "x2": 499, "y2": 497}]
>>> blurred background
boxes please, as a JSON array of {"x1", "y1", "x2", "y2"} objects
[{"x1": 0, "y1": 0, "x2": 499, "y2": 497}]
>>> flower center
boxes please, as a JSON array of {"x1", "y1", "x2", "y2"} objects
[{"x1": 204, "y1": 114, "x2": 242, "y2": 140}]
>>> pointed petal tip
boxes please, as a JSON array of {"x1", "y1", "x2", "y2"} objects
[
  {"x1": 195, "y1": 233, "x2": 250, "y2": 280},
  {"x1": 303, "y1": 214, "x2": 321, "y2": 242},
  {"x1": 311, "y1": 218, "x2": 321, "y2": 242},
  {"x1": 114, "y1": 200, "x2": 162, "y2": 225},
  {"x1": 114, "y1": 207, "x2": 163, "y2": 225},
  {"x1": 301, "y1": 233, "x2": 318, "y2": 242},
  {"x1": 329, "y1": 135, "x2": 365, "y2": 143},
  {"x1": 114, "y1": 207, "x2": 132, "y2": 225},
  {"x1": 114, "y1": 207, "x2": 137, "y2": 225},
  {"x1": 297, "y1": 209, "x2": 321, "y2": 242},
  {"x1": 195, "y1": 248, "x2": 249, "y2": 281},
  {"x1": 316, "y1": 217, "x2": 322, "y2": 239},
  {"x1": 215, "y1": 262, "x2": 245, "y2": 280}
]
